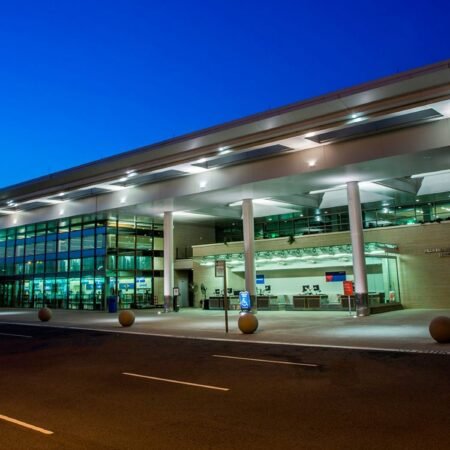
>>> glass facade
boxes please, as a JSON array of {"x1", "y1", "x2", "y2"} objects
[
  {"x1": 215, "y1": 198, "x2": 450, "y2": 243},
  {"x1": 0, "y1": 214, "x2": 164, "y2": 310}
]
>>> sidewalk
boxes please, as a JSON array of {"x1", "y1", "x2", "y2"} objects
[{"x1": 1, "y1": 307, "x2": 450, "y2": 354}]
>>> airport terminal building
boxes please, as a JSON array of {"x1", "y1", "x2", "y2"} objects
[{"x1": 0, "y1": 60, "x2": 449, "y2": 316}]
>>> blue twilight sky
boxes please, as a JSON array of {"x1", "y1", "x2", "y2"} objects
[{"x1": 0, "y1": 0, "x2": 449, "y2": 188}]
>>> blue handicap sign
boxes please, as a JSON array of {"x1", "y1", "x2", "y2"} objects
[{"x1": 239, "y1": 291, "x2": 251, "y2": 310}]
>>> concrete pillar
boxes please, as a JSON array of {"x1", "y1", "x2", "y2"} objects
[
  {"x1": 163, "y1": 211, "x2": 174, "y2": 312},
  {"x1": 242, "y1": 199, "x2": 256, "y2": 312},
  {"x1": 346, "y1": 182, "x2": 369, "y2": 316}
]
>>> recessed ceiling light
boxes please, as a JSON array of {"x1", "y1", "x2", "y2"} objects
[
  {"x1": 351, "y1": 113, "x2": 358, "y2": 119},
  {"x1": 308, "y1": 160, "x2": 316, "y2": 167},
  {"x1": 197, "y1": 158, "x2": 207, "y2": 164},
  {"x1": 59, "y1": 192, "x2": 65, "y2": 197},
  {"x1": 119, "y1": 177, "x2": 127, "y2": 182},
  {"x1": 305, "y1": 132, "x2": 316, "y2": 138},
  {"x1": 127, "y1": 172, "x2": 137, "y2": 177},
  {"x1": 199, "y1": 181, "x2": 207, "y2": 189}
]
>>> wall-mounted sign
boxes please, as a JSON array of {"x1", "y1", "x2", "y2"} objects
[
  {"x1": 326, "y1": 271, "x2": 346, "y2": 282},
  {"x1": 424, "y1": 247, "x2": 450, "y2": 257},
  {"x1": 215, "y1": 260, "x2": 225, "y2": 277},
  {"x1": 173, "y1": 287, "x2": 180, "y2": 297},
  {"x1": 256, "y1": 274, "x2": 265, "y2": 285}
]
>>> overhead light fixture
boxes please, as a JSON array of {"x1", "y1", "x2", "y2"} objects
[
  {"x1": 59, "y1": 209, "x2": 65, "y2": 216},
  {"x1": 228, "y1": 198, "x2": 293, "y2": 207},
  {"x1": 308, "y1": 160, "x2": 316, "y2": 167},
  {"x1": 219, "y1": 149, "x2": 232, "y2": 155},
  {"x1": 305, "y1": 131, "x2": 316, "y2": 138},
  {"x1": 173, "y1": 211, "x2": 214, "y2": 219},
  {"x1": 58, "y1": 192, "x2": 65, "y2": 197},
  {"x1": 119, "y1": 177, "x2": 127, "y2": 182},
  {"x1": 199, "y1": 180, "x2": 207, "y2": 189},
  {"x1": 309, "y1": 185, "x2": 346, "y2": 194},
  {"x1": 127, "y1": 172, "x2": 137, "y2": 178},
  {"x1": 175, "y1": 164, "x2": 209, "y2": 174},
  {"x1": 197, "y1": 158, "x2": 207, "y2": 164}
]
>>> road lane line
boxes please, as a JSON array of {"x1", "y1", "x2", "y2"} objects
[
  {"x1": 123, "y1": 372, "x2": 230, "y2": 392},
  {"x1": 213, "y1": 354, "x2": 319, "y2": 367},
  {"x1": 0, "y1": 332, "x2": 32, "y2": 339},
  {"x1": 0, "y1": 414, "x2": 53, "y2": 435}
]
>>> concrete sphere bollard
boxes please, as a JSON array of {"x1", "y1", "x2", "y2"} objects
[
  {"x1": 38, "y1": 307, "x2": 52, "y2": 322},
  {"x1": 429, "y1": 316, "x2": 450, "y2": 343},
  {"x1": 238, "y1": 312, "x2": 258, "y2": 334},
  {"x1": 119, "y1": 310, "x2": 135, "y2": 327}
]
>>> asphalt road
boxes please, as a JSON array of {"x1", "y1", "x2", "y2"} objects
[{"x1": 0, "y1": 323, "x2": 449, "y2": 450}]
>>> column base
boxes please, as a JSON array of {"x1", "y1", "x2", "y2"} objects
[
  {"x1": 355, "y1": 293, "x2": 370, "y2": 317},
  {"x1": 164, "y1": 295, "x2": 173, "y2": 313}
]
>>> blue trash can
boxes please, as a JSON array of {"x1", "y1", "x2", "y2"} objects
[{"x1": 107, "y1": 296, "x2": 118, "y2": 313}]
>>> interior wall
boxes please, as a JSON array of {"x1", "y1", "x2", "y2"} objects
[{"x1": 174, "y1": 222, "x2": 216, "y2": 258}]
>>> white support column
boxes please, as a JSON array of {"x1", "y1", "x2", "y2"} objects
[
  {"x1": 346, "y1": 181, "x2": 369, "y2": 316},
  {"x1": 242, "y1": 199, "x2": 256, "y2": 312},
  {"x1": 163, "y1": 211, "x2": 174, "y2": 312}
]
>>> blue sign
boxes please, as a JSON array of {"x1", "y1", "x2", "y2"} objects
[
  {"x1": 256, "y1": 274, "x2": 265, "y2": 285},
  {"x1": 239, "y1": 291, "x2": 251, "y2": 311}
]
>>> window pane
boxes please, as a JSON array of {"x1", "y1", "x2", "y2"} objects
[
  {"x1": 58, "y1": 259, "x2": 68, "y2": 272},
  {"x1": 83, "y1": 235, "x2": 95, "y2": 250},
  {"x1": 118, "y1": 255, "x2": 135, "y2": 270},
  {"x1": 70, "y1": 259, "x2": 81, "y2": 272}
]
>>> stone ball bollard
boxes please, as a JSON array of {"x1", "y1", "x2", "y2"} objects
[
  {"x1": 238, "y1": 312, "x2": 258, "y2": 334},
  {"x1": 38, "y1": 307, "x2": 52, "y2": 322},
  {"x1": 119, "y1": 310, "x2": 135, "y2": 327},
  {"x1": 429, "y1": 316, "x2": 450, "y2": 343}
]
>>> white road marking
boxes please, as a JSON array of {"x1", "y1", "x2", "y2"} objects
[
  {"x1": 212, "y1": 354, "x2": 320, "y2": 367},
  {"x1": 0, "y1": 332, "x2": 32, "y2": 339},
  {"x1": 123, "y1": 372, "x2": 230, "y2": 392},
  {"x1": 0, "y1": 414, "x2": 53, "y2": 435}
]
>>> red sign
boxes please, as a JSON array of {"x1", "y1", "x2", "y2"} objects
[{"x1": 343, "y1": 281, "x2": 354, "y2": 296}]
